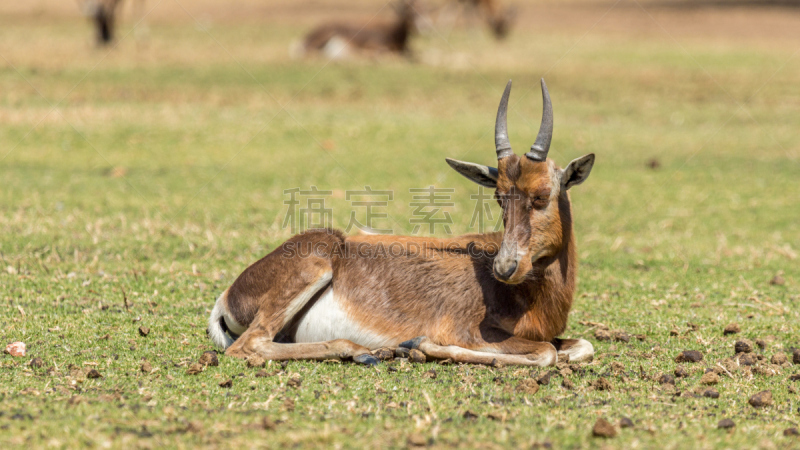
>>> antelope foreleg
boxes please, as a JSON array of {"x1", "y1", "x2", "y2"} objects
[{"x1": 401, "y1": 337, "x2": 557, "y2": 367}]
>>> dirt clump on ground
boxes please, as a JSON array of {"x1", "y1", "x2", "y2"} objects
[
  {"x1": 595, "y1": 329, "x2": 612, "y2": 341},
  {"x1": 516, "y1": 379, "x2": 540, "y2": 395},
  {"x1": 611, "y1": 330, "x2": 630, "y2": 343},
  {"x1": 658, "y1": 373, "x2": 675, "y2": 385},
  {"x1": 718, "y1": 357, "x2": 739, "y2": 374},
  {"x1": 591, "y1": 378, "x2": 613, "y2": 391},
  {"x1": 537, "y1": 371, "x2": 553, "y2": 385},
  {"x1": 186, "y1": 363, "x2": 204, "y2": 375},
  {"x1": 675, "y1": 350, "x2": 703, "y2": 363},
  {"x1": 753, "y1": 364, "x2": 781, "y2": 376},
  {"x1": 30, "y1": 357, "x2": 45, "y2": 368},
  {"x1": 770, "y1": 274, "x2": 785, "y2": 286},
  {"x1": 700, "y1": 372, "x2": 719, "y2": 385},
  {"x1": 199, "y1": 351, "x2": 219, "y2": 367},
  {"x1": 592, "y1": 418, "x2": 617, "y2": 438},
  {"x1": 772, "y1": 352, "x2": 788, "y2": 365},
  {"x1": 372, "y1": 348, "x2": 394, "y2": 361},
  {"x1": 610, "y1": 361, "x2": 625, "y2": 374},
  {"x1": 718, "y1": 419, "x2": 735, "y2": 429},
  {"x1": 723, "y1": 323, "x2": 740, "y2": 335},
  {"x1": 463, "y1": 410, "x2": 479, "y2": 420},
  {"x1": 735, "y1": 340, "x2": 753, "y2": 354},
  {"x1": 737, "y1": 353, "x2": 757, "y2": 366},
  {"x1": 703, "y1": 388, "x2": 720, "y2": 398},
  {"x1": 748, "y1": 390, "x2": 773, "y2": 408},
  {"x1": 287, "y1": 373, "x2": 302, "y2": 388}
]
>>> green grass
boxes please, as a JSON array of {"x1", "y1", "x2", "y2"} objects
[{"x1": 1, "y1": 9, "x2": 799, "y2": 449}]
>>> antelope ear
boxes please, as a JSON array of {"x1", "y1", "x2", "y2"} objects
[
  {"x1": 562, "y1": 153, "x2": 595, "y2": 190},
  {"x1": 445, "y1": 158, "x2": 498, "y2": 188}
]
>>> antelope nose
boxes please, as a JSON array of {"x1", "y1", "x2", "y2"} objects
[{"x1": 494, "y1": 260, "x2": 518, "y2": 281}]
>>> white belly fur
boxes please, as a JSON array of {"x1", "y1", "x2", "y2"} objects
[{"x1": 293, "y1": 288, "x2": 394, "y2": 349}]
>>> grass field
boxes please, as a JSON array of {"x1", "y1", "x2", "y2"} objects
[{"x1": 1, "y1": 0, "x2": 799, "y2": 448}]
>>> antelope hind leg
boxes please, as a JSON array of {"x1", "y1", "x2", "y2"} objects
[
  {"x1": 231, "y1": 331, "x2": 378, "y2": 366},
  {"x1": 551, "y1": 338, "x2": 594, "y2": 363},
  {"x1": 222, "y1": 262, "x2": 378, "y2": 365},
  {"x1": 225, "y1": 316, "x2": 378, "y2": 366},
  {"x1": 400, "y1": 337, "x2": 557, "y2": 367}
]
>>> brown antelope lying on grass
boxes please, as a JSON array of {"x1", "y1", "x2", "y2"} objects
[
  {"x1": 209, "y1": 79, "x2": 596, "y2": 366},
  {"x1": 293, "y1": 0, "x2": 421, "y2": 59}
]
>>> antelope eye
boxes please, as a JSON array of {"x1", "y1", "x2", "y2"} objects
[{"x1": 533, "y1": 195, "x2": 550, "y2": 208}]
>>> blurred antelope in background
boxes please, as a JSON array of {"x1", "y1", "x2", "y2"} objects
[
  {"x1": 78, "y1": 0, "x2": 147, "y2": 46},
  {"x1": 293, "y1": 0, "x2": 423, "y2": 59},
  {"x1": 78, "y1": 0, "x2": 123, "y2": 45},
  {"x1": 438, "y1": 0, "x2": 516, "y2": 40},
  {"x1": 208, "y1": 79, "x2": 596, "y2": 367}
]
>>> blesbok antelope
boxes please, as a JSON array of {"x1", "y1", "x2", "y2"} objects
[
  {"x1": 295, "y1": 0, "x2": 421, "y2": 59},
  {"x1": 208, "y1": 79, "x2": 596, "y2": 367}
]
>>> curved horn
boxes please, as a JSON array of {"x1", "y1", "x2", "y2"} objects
[
  {"x1": 495, "y1": 80, "x2": 513, "y2": 160},
  {"x1": 526, "y1": 78, "x2": 553, "y2": 162}
]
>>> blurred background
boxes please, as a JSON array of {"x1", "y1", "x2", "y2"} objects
[
  {"x1": 1, "y1": 0, "x2": 798, "y2": 276},
  {"x1": 1, "y1": 2, "x2": 799, "y2": 446}
]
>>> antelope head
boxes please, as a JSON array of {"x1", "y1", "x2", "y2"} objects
[
  {"x1": 393, "y1": 0, "x2": 422, "y2": 30},
  {"x1": 447, "y1": 80, "x2": 595, "y2": 284}
]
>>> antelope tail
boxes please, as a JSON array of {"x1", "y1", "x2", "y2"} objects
[{"x1": 208, "y1": 292, "x2": 236, "y2": 349}]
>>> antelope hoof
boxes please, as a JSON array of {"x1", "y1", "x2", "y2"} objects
[
  {"x1": 353, "y1": 353, "x2": 380, "y2": 366},
  {"x1": 558, "y1": 338, "x2": 594, "y2": 363},
  {"x1": 398, "y1": 336, "x2": 427, "y2": 350}
]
